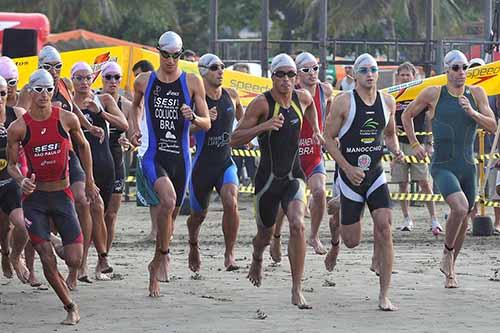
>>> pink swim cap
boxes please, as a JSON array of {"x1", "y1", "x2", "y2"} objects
[
  {"x1": 0, "y1": 56, "x2": 18, "y2": 79},
  {"x1": 102, "y1": 61, "x2": 122, "y2": 76},
  {"x1": 71, "y1": 61, "x2": 93, "y2": 77}
]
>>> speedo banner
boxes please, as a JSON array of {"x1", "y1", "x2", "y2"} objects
[
  {"x1": 385, "y1": 60, "x2": 500, "y2": 101},
  {"x1": 13, "y1": 47, "x2": 499, "y2": 106}
]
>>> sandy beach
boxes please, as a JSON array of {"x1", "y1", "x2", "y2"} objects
[{"x1": 1, "y1": 194, "x2": 499, "y2": 332}]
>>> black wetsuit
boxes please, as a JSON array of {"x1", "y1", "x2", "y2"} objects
[
  {"x1": 0, "y1": 106, "x2": 21, "y2": 215},
  {"x1": 108, "y1": 96, "x2": 126, "y2": 194},
  {"x1": 337, "y1": 89, "x2": 391, "y2": 225},
  {"x1": 190, "y1": 88, "x2": 238, "y2": 213},
  {"x1": 254, "y1": 90, "x2": 306, "y2": 228}
]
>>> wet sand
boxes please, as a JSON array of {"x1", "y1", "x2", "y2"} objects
[{"x1": 1, "y1": 195, "x2": 499, "y2": 332}]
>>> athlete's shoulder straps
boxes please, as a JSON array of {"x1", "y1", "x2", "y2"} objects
[
  {"x1": 263, "y1": 91, "x2": 275, "y2": 120},
  {"x1": 57, "y1": 79, "x2": 73, "y2": 109},
  {"x1": 179, "y1": 71, "x2": 192, "y2": 108}
]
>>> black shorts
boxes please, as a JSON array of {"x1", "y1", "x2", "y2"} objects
[
  {"x1": 254, "y1": 174, "x2": 306, "y2": 228},
  {"x1": 141, "y1": 155, "x2": 190, "y2": 207},
  {"x1": 0, "y1": 180, "x2": 21, "y2": 215},
  {"x1": 69, "y1": 150, "x2": 86, "y2": 184},
  {"x1": 110, "y1": 143, "x2": 125, "y2": 194},
  {"x1": 338, "y1": 169, "x2": 392, "y2": 225},
  {"x1": 23, "y1": 188, "x2": 83, "y2": 246}
]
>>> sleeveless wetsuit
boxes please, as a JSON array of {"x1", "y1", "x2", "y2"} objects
[
  {"x1": 80, "y1": 96, "x2": 115, "y2": 209},
  {"x1": 138, "y1": 71, "x2": 192, "y2": 206},
  {"x1": 298, "y1": 83, "x2": 327, "y2": 178},
  {"x1": 254, "y1": 91, "x2": 306, "y2": 228},
  {"x1": 21, "y1": 107, "x2": 82, "y2": 245},
  {"x1": 431, "y1": 86, "x2": 478, "y2": 211},
  {"x1": 189, "y1": 88, "x2": 239, "y2": 213},
  {"x1": 107, "y1": 96, "x2": 126, "y2": 194},
  {"x1": 51, "y1": 80, "x2": 86, "y2": 185},
  {"x1": 0, "y1": 106, "x2": 22, "y2": 215},
  {"x1": 338, "y1": 90, "x2": 392, "y2": 225}
]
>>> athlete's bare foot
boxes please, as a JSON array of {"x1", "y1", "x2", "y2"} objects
[
  {"x1": 269, "y1": 235, "x2": 282, "y2": 263},
  {"x1": 440, "y1": 248, "x2": 454, "y2": 278},
  {"x1": 445, "y1": 274, "x2": 458, "y2": 288},
  {"x1": 96, "y1": 256, "x2": 113, "y2": 275},
  {"x1": 9, "y1": 253, "x2": 29, "y2": 283},
  {"x1": 324, "y1": 242, "x2": 340, "y2": 272},
  {"x1": 378, "y1": 296, "x2": 398, "y2": 311},
  {"x1": 224, "y1": 252, "x2": 239, "y2": 271},
  {"x1": 308, "y1": 237, "x2": 327, "y2": 255},
  {"x1": 144, "y1": 232, "x2": 157, "y2": 243},
  {"x1": 77, "y1": 265, "x2": 92, "y2": 284},
  {"x1": 66, "y1": 268, "x2": 78, "y2": 290},
  {"x1": 28, "y1": 271, "x2": 41, "y2": 287},
  {"x1": 61, "y1": 303, "x2": 80, "y2": 325},
  {"x1": 188, "y1": 241, "x2": 201, "y2": 273},
  {"x1": 292, "y1": 289, "x2": 312, "y2": 309},
  {"x1": 370, "y1": 256, "x2": 380, "y2": 276},
  {"x1": 156, "y1": 253, "x2": 170, "y2": 282},
  {"x1": 247, "y1": 254, "x2": 263, "y2": 287},
  {"x1": 1, "y1": 251, "x2": 13, "y2": 279},
  {"x1": 148, "y1": 260, "x2": 161, "y2": 297}
]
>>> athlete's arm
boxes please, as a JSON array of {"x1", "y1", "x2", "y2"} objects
[
  {"x1": 402, "y1": 86, "x2": 439, "y2": 160},
  {"x1": 227, "y1": 88, "x2": 244, "y2": 121},
  {"x1": 16, "y1": 85, "x2": 31, "y2": 110},
  {"x1": 298, "y1": 89, "x2": 324, "y2": 145},
  {"x1": 12, "y1": 106, "x2": 26, "y2": 118},
  {"x1": 98, "y1": 94, "x2": 129, "y2": 131},
  {"x1": 324, "y1": 92, "x2": 365, "y2": 186},
  {"x1": 230, "y1": 95, "x2": 282, "y2": 147},
  {"x1": 321, "y1": 82, "x2": 334, "y2": 120},
  {"x1": 6, "y1": 119, "x2": 28, "y2": 186},
  {"x1": 466, "y1": 86, "x2": 497, "y2": 133},
  {"x1": 129, "y1": 72, "x2": 149, "y2": 146},
  {"x1": 62, "y1": 111, "x2": 99, "y2": 202},
  {"x1": 187, "y1": 73, "x2": 211, "y2": 131},
  {"x1": 382, "y1": 94, "x2": 404, "y2": 161}
]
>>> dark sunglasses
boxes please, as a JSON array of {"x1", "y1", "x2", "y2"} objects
[
  {"x1": 104, "y1": 74, "x2": 122, "y2": 81},
  {"x1": 273, "y1": 70, "x2": 297, "y2": 78},
  {"x1": 73, "y1": 75, "x2": 94, "y2": 82},
  {"x1": 207, "y1": 64, "x2": 225, "y2": 71},
  {"x1": 451, "y1": 64, "x2": 468, "y2": 72},
  {"x1": 7, "y1": 79, "x2": 17, "y2": 87},
  {"x1": 32, "y1": 86, "x2": 55, "y2": 94},
  {"x1": 299, "y1": 65, "x2": 319, "y2": 73},
  {"x1": 0, "y1": 91, "x2": 7, "y2": 97},
  {"x1": 157, "y1": 46, "x2": 183, "y2": 59},
  {"x1": 357, "y1": 67, "x2": 378, "y2": 74},
  {"x1": 40, "y1": 63, "x2": 63, "y2": 71}
]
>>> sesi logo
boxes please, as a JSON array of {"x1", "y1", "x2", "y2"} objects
[{"x1": 33, "y1": 143, "x2": 60, "y2": 154}]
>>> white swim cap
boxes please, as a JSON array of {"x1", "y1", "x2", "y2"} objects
[
  {"x1": 0, "y1": 56, "x2": 18, "y2": 79},
  {"x1": 198, "y1": 53, "x2": 223, "y2": 76},
  {"x1": 158, "y1": 31, "x2": 183, "y2": 53},
  {"x1": 295, "y1": 52, "x2": 317, "y2": 69},
  {"x1": 102, "y1": 61, "x2": 122, "y2": 76},
  {"x1": 444, "y1": 50, "x2": 468, "y2": 69},
  {"x1": 353, "y1": 53, "x2": 378, "y2": 73},
  {"x1": 71, "y1": 61, "x2": 93, "y2": 77},
  {"x1": 29, "y1": 69, "x2": 54, "y2": 88},
  {"x1": 469, "y1": 57, "x2": 485, "y2": 68},
  {"x1": 0, "y1": 76, "x2": 7, "y2": 88},
  {"x1": 271, "y1": 53, "x2": 296, "y2": 73},
  {"x1": 38, "y1": 45, "x2": 62, "y2": 65}
]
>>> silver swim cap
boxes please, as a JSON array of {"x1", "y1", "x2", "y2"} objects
[
  {"x1": 38, "y1": 45, "x2": 62, "y2": 65},
  {"x1": 29, "y1": 69, "x2": 54, "y2": 88},
  {"x1": 0, "y1": 76, "x2": 7, "y2": 88},
  {"x1": 295, "y1": 52, "x2": 317, "y2": 69},
  {"x1": 469, "y1": 57, "x2": 485, "y2": 68},
  {"x1": 0, "y1": 56, "x2": 18, "y2": 79},
  {"x1": 353, "y1": 53, "x2": 378, "y2": 73},
  {"x1": 444, "y1": 50, "x2": 468, "y2": 70},
  {"x1": 158, "y1": 31, "x2": 183, "y2": 53},
  {"x1": 71, "y1": 61, "x2": 93, "y2": 77},
  {"x1": 198, "y1": 53, "x2": 223, "y2": 76},
  {"x1": 271, "y1": 53, "x2": 296, "y2": 73}
]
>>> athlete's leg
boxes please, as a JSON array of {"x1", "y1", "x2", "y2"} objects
[
  {"x1": 186, "y1": 209, "x2": 207, "y2": 273},
  {"x1": 25, "y1": 241, "x2": 42, "y2": 287},
  {"x1": 220, "y1": 183, "x2": 240, "y2": 270},
  {"x1": 307, "y1": 173, "x2": 327, "y2": 254},
  {"x1": 35, "y1": 241, "x2": 80, "y2": 325},
  {"x1": 147, "y1": 206, "x2": 159, "y2": 242},
  {"x1": 105, "y1": 193, "x2": 122, "y2": 253},
  {"x1": 270, "y1": 207, "x2": 285, "y2": 263},
  {"x1": 285, "y1": 199, "x2": 310, "y2": 308},
  {"x1": 70, "y1": 181, "x2": 92, "y2": 282},
  {"x1": 325, "y1": 198, "x2": 340, "y2": 272},
  {"x1": 371, "y1": 207, "x2": 397, "y2": 311},
  {"x1": 398, "y1": 181, "x2": 412, "y2": 231},
  {"x1": 248, "y1": 225, "x2": 273, "y2": 287},
  {"x1": 8, "y1": 208, "x2": 29, "y2": 283},
  {"x1": 89, "y1": 195, "x2": 111, "y2": 279},
  {"x1": 0, "y1": 212, "x2": 12, "y2": 278},
  {"x1": 418, "y1": 179, "x2": 437, "y2": 221},
  {"x1": 148, "y1": 176, "x2": 176, "y2": 297}
]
